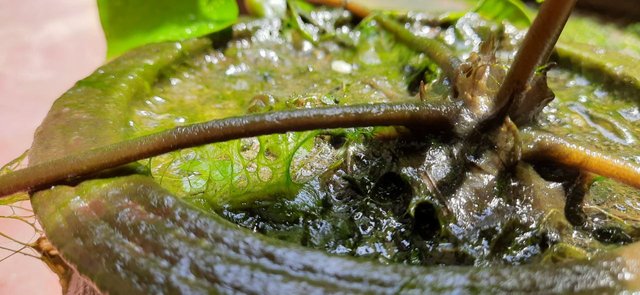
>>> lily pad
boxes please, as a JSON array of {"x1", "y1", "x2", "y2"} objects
[{"x1": 21, "y1": 3, "x2": 640, "y2": 294}]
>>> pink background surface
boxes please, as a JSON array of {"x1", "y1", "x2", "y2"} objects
[{"x1": 0, "y1": 0, "x2": 105, "y2": 293}]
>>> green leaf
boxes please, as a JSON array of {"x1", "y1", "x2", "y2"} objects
[
  {"x1": 21, "y1": 3, "x2": 640, "y2": 289},
  {"x1": 473, "y1": 0, "x2": 532, "y2": 28},
  {"x1": 557, "y1": 16, "x2": 640, "y2": 92},
  {"x1": 97, "y1": 0, "x2": 239, "y2": 58}
]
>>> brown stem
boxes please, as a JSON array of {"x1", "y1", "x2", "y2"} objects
[
  {"x1": 309, "y1": 0, "x2": 577, "y2": 121},
  {"x1": 0, "y1": 102, "x2": 457, "y2": 198},
  {"x1": 491, "y1": 0, "x2": 577, "y2": 123},
  {"x1": 5, "y1": 0, "x2": 631, "y2": 203},
  {"x1": 521, "y1": 130, "x2": 640, "y2": 190}
]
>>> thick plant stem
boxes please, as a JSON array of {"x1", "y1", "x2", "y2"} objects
[
  {"x1": 0, "y1": 102, "x2": 457, "y2": 198},
  {"x1": 493, "y1": 0, "x2": 577, "y2": 121},
  {"x1": 6, "y1": 0, "x2": 632, "y2": 199},
  {"x1": 309, "y1": 0, "x2": 576, "y2": 114},
  {"x1": 521, "y1": 130, "x2": 640, "y2": 189}
]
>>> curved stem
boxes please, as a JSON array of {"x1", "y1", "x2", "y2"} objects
[
  {"x1": 521, "y1": 130, "x2": 640, "y2": 189},
  {"x1": 373, "y1": 14, "x2": 459, "y2": 81},
  {"x1": 0, "y1": 102, "x2": 457, "y2": 198},
  {"x1": 310, "y1": 0, "x2": 577, "y2": 122}
]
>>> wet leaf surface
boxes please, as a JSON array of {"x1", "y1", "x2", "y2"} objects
[{"x1": 23, "y1": 2, "x2": 640, "y2": 292}]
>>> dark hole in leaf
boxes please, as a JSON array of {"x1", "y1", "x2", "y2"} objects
[
  {"x1": 369, "y1": 172, "x2": 413, "y2": 216},
  {"x1": 413, "y1": 202, "x2": 441, "y2": 241},
  {"x1": 328, "y1": 134, "x2": 347, "y2": 149},
  {"x1": 538, "y1": 231, "x2": 553, "y2": 252}
]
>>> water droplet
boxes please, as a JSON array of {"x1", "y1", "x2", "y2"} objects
[{"x1": 331, "y1": 60, "x2": 352, "y2": 74}]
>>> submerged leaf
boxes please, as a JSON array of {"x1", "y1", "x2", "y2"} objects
[{"x1": 131, "y1": 14, "x2": 428, "y2": 208}]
